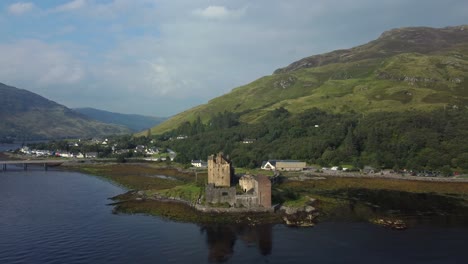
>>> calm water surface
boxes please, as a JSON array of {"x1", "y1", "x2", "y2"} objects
[{"x1": 1, "y1": 167, "x2": 467, "y2": 263}]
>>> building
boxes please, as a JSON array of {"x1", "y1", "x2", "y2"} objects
[
  {"x1": 86, "y1": 152, "x2": 98, "y2": 158},
  {"x1": 146, "y1": 147, "x2": 159, "y2": 155},
  {"x1": 135, "y1": 145, "x2": 146, "y2": 153},
  {"x1": 204, "y1": 184, "x2": 236, "y2": 206},
  {"x1": 205, "y1": 152, "x2": 272, "y2": 209},
  {"x1": 191, "y1": 160, "x2": 208, "y2": 168},
  {"x1": 238, "y1": 175, "x2": 271, "y2": 208},
  {"x1": 261, "y1": 160, "x2": 306, "y2": 171},
  {"x1": 207, "y1": 152, "x2": 233, "y2": 187}
]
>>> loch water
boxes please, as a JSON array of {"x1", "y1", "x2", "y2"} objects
[{"x1": 1, "y1": 167, "x2": 467, "y2": 264}]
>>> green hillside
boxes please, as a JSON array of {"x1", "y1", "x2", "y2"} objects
[
  {"x1": 149, "y1": 25, "x2": 468, "y2": 135},
  {"x1": 0, "y1": 83, "x2": 131, "y2": 140}
]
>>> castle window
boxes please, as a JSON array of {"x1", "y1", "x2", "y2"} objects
[{"x1": 222, "y1": 192, "x2": 228, "y2": 196}]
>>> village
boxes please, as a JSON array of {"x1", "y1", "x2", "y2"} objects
[
  {"x1": 16, "y1": 141, "x2": 442, "y2": 178},
  {"x1": 17, "y1": 138, "x2": 177, "y2": 162}
]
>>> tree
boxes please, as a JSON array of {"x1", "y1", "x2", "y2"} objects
[{"x1": 440, "y1": 165, "x2": 453, "y2": 177}]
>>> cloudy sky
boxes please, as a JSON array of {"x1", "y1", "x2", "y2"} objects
[{"x1": 1, "y1": 0, "x2": 467, "y2": 116}]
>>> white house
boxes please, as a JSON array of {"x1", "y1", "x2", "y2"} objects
[
  {"x1": 191, "y1": 160, "x2": 207, "y2": 168},
  {"x1": 58, "y1": 152, "x2": 74, "y2": 158},
  {"x1": 86, "y1": 152, "x2": 98, "y2": 158},
  {"x1": 20, "y1": 146, "x2": 30, "y2": 154},
  {"x1": 135, "y1": 145, "x2": 146, "y2": 152},
  {"x1": 242, "y1": 138, "x2": 256, "y2": 144},
  {"x1": 146, "y1": 147, "x2": 159, "y2": 155},
  {"x1": 35, "y1": 150, "x2": 51, "y2": 157}
]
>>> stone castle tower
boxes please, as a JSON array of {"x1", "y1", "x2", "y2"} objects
[{"x1": 207, "y1": 152, "x2": 233, "y2": 187}]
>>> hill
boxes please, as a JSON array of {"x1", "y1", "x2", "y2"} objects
[
  {"x1": 0, "y1": 83, "x2": 131, "y2": 140},
  {"x1": 143, "y1": 26, "x2": 468, "y2": 172},
  {"x1": 149, "y1": 25, "x2": 468, "y2": 135},
  {"x1": 74, "y1": 107, "x2": 166, "y2": 132}
]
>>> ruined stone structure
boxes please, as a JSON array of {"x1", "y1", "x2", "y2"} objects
[
  {"x1": 239, "y1": 174, "x2": 256, "y2": 193},
  {"x1": 205, "y1": 152, "x2": 272, "y2": 209},
  {"x1": 207, "y1": 152, "x2": 233, "y2": 187},
  {"x1": 238, "y1": 175, "x2": 272, "y2": 208},
  {"x1": 205, "y1": 184, "x2": 236, "y2": 206},
  {"x1": 255, "y1": 175, "x2": 272, "y2": 208}
]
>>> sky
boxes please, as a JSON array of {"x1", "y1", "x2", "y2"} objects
[{"x1": 1, "y1": 0, "x2": 467, "y2": 117}]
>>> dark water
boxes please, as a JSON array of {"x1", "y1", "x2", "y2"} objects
[{"x1": 1, "y1": 167, "x2": 468, "y2": 264}]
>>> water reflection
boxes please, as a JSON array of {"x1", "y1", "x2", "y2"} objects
[{"x1": 201, "y1": 224, "x2": 273, "y2": 263}]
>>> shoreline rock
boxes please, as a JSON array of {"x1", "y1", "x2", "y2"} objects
[
  {"x1": 111, "y1": 190, "x2": 318, "y2": 226},
  {"x1": 277, "y1": 203, "x2": 319, "y2": 227},
  {"x1": 371, "y1": 218, "x2": 407, "y2": 230}
]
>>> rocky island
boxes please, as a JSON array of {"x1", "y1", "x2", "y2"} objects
[{"x1": 109, "y1": 152, "x2": 319, "y2": 227}]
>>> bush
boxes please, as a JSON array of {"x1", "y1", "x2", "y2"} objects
[{"x1": 116, "y1": 155, "x2": 127, "y2": 163}]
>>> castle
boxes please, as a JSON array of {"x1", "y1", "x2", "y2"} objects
[
  {"x1": 205, "y1": 152, "x2": 271, "y2": 208},
  {"x1": 207, "y1": 152, "x2": 234, "y2": 187}
]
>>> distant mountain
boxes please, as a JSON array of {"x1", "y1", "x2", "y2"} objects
[
  {"x1": 148, "y1": 25, "x2": 468, "y2": 134},
  {"x1": 74, "y1": 107, "x2": 166, "y2": 132},
  {"x1": 0, "y1": 83, "x2": 131, "y2": 140}
]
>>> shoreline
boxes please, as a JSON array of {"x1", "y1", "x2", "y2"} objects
[
  {"x1": 3, "y1": 149, "x2": 467, "y2": 183},
  {"x1": 3, "y1": 151, "x2": 468, "y2": 183},
  {"x1": 3, "y1": 152, "x2": 468, "y2": 227},
  {"x1": 291, "y1": 171, "x2": 468, "y2": 183}
]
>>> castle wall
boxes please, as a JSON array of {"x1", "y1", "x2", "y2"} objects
[
  {"x1": 235, "y1": 195, "x2": 259, "y2": 208},
  {"x1": 239, "y1": 175, "x2": 256, "y2": 193},
  {"x1": 205, "y1": 184, "x2": 236, "y2": 206},
  {"x1": 206, "y1": 152, "x2": 271, "y2": 209},
  {"x1": 207, "y1": 153, "x2": 232, "y2": 187},
  {"x1": 237, "y1": 174, "x2": 271, "y2": 208},
  {"x1": 256, "y1": 175, "x2": 272, "y2": 208}
]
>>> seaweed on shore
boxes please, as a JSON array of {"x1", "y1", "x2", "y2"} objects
[{"x1": 111, "y1": 196, "x2": 282, "y2": 225}]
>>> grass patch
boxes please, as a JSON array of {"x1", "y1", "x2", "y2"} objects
[
  {"x1": 156, "y1": 184, "x2": 203, "y2": 203},
  {"x1": 422, "y1": 92, "x2": 454, "y2": 104},
  {"x1": 235, "y1": 168, "x2": 274, "y2": 176},
  {"x1": 283, "y1": 177, "x2": 468, "y2": 195},
  {"x1": 68, "y1": 163, "x2": 193, "y2": 190},
  {"x1": 283, "y1": 195, "x2": 310, "y2": 207}
]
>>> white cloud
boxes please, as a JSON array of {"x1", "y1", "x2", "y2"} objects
[
  {"x1": 53, "y1": 0, "x2": 87, "y2": 13},
  {"x1": 3, "y1": 0, "x2": 468, "y2": 116},
  {"x1": 0, "y1": 39, "x2": 85, "y2": 86},
  {"x1": 7, "y1": 2, "x2": 34, "y2": 15},
  {"x1": 193, "y1": 5, "x2": 245, "y2": 19},
  {"x1": 93, "y1": 35, "x2": 199, "y2": 99}
]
